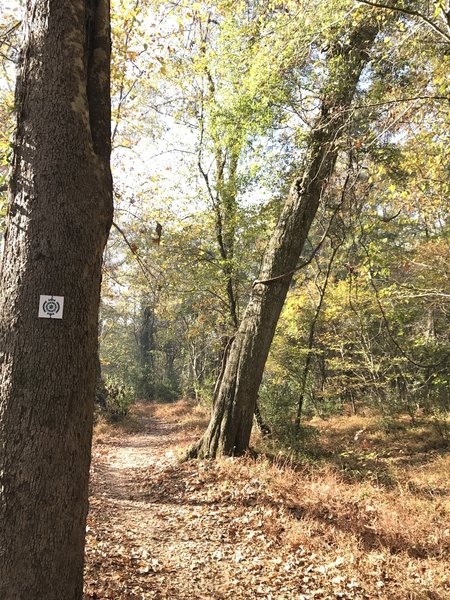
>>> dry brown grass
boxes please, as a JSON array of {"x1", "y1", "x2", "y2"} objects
[
  {"x1": 145, "y1": 398, "x2": 211, "y2": 435},
  {"x1": 190, "y1": 406, "x2": 449, "y2": 598},
  {"x1": 202, "y1": 448, "x2": 450, "y2": 598},
  {"x1": 252, "y1": 413, "x2": 449, "y2": 598},
  {"x1": 93, "y1": 399, "x2": 210, "y2": 442},
  {"x1": 97, "y1": 401, "x2": 449, "y2": 597},
  {"x1": 93, "y1": 412, "x2": 146, "y2": 439}
]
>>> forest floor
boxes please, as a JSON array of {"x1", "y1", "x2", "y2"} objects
[{"x1": 84, "y1": 401, "x2": 450, "y2": 600}]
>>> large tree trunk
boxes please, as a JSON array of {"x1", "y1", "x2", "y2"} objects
[
  {"x1": 0, "y1": 1, "x2": 112, "y2": 598},
  {"x1": 187, "y1": 19, "x2": 379, "y2": 458},
  {"x1": 138, "y1": 304, "x2": 156, "y2": 400}
]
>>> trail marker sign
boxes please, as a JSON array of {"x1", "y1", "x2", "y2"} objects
[{"x1": 38, "y1": 295, "x2": 64, "y2": 319}]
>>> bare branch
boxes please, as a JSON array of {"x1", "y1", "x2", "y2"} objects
[
  {"x1": 112, "y1": 221, "x2": 162, "y2": 288},
  {"x1": 359, "y1": 233, "x2": 448, "y2": 369},
  {"x1": 253, "y1": 172, "x2": 352, "y2": 287},
  {"x1": 356, "y1": 0, "x2": 450, "y2": 42}
]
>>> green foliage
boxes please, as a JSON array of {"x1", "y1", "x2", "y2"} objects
[
  {"x1": 97, "y1": 0, "x2": 449, "y2": 440},
  {"x1": 1, "y1": 0, "x2": 448, "y2": 465},
  {"x1": 0, "y1": 85, "x2": 15, "y2": 234},
  {"x1": 99, "y1": 295, "x2": 142, "y2": 397},
  {"x1": 0, "y1": 7, "x2": 22, "y2": 233},
  {"x1": 103, "y1": 376, "x2": 135, "y2": 422}
]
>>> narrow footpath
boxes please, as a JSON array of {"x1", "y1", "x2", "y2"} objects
[
  {"x1": 83, "y1": 404, "x2": 331, "y2": 600},
  {"x1": 83, "y1": 403, "x2": 445, "y2": 600}
]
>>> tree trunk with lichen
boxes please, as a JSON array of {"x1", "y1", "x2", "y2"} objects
[
  {"x1": 0, "y1": 1, "x2": 112, "y2": 598},
  {"x1": 186, "y1": 18, "x2": 379, "y2": 459}
]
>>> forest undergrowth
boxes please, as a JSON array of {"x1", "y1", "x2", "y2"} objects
[{"x1": 84, "y1": 401, "x2": 450, "y2": 599}]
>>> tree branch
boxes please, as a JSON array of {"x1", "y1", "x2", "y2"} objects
[
  {"x1": 359, "y1": 232, "x2": 448, "y2": 369},
  {"x1": 253, "y1": 172, "x2": 352, "y2": 287},
  {"x1": 112, "y1": 221, "x2": 161, "y2": 287},
  {"x1": 356, "y1": 0, "x2": 450, "y2": 42}
]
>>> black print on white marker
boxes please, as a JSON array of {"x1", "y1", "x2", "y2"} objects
[
  {"x1": 39, "y1": 295, "x2": 64, "y2": 319},
  {"x1": 42, "y1": 297, "x2": 60, "y2": 317}
]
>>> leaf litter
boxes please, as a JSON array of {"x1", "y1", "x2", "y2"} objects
[{"x1": 84, "y1": 404, "x2": 449, "y2": 599}]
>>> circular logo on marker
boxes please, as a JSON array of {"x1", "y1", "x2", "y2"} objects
[{"x1": 42, "y1": 298, "x2": 60, "y2": 317}]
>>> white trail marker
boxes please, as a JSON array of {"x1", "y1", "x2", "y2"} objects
[{"x1": 38, "y1": 295, "x2": 64, "y2": 319}]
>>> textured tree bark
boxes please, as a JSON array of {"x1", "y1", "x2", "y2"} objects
[
  {"x1": 138, "y1": 304, "x2": 156, "y2": 400},
  {"x1": 187, "y1": 19, "x2": 379, "y2": 458},
  {"x1": 0, "y1": 1, "x2": 112, "y2": 598}
]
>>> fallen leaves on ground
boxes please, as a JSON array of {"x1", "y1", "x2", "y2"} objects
[{"x1": 84, "y1": 404, "x2": 450, "y2": 599}]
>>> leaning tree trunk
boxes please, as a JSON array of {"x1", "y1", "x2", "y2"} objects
[
  {"x1": 0, "y1": 1, "x2": 112, "y2": 599},
  {"x1": 187, "y1": 18, "x2": 379, "y2": 458}
]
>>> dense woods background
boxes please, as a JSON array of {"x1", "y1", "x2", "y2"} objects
[
  {"x1": 1, "y1": 0, "x2": 449, "y2": 443},
  {"x1": 0, "y1": 0, "x2": 449, "y2": 596},
  {"x1": 0, "y1": 2, "x2": 449, "y2": 440}
]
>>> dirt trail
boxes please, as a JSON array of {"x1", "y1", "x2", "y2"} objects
[
  {"x1": 84, "y1": 402, "x2": 450, "y2": 600},
  {"x1": 84, "y1": 405, "x2": 318, "y2": 600}
]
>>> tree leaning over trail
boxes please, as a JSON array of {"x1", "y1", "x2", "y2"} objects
[
  {"x1": 187, "y1": 14, "x2": 381, "y2": 458},
  {"x1": 0, "y1": 1, "x2": 112, "y2": 599}
]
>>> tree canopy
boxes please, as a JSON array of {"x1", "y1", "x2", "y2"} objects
[{"x1": 80, "y1": 0, "x2": 449, "y2": 447}]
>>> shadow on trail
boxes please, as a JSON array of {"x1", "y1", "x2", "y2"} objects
[{"x1": 93, "y1": 446, "x2": 449, "y2": 563}]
